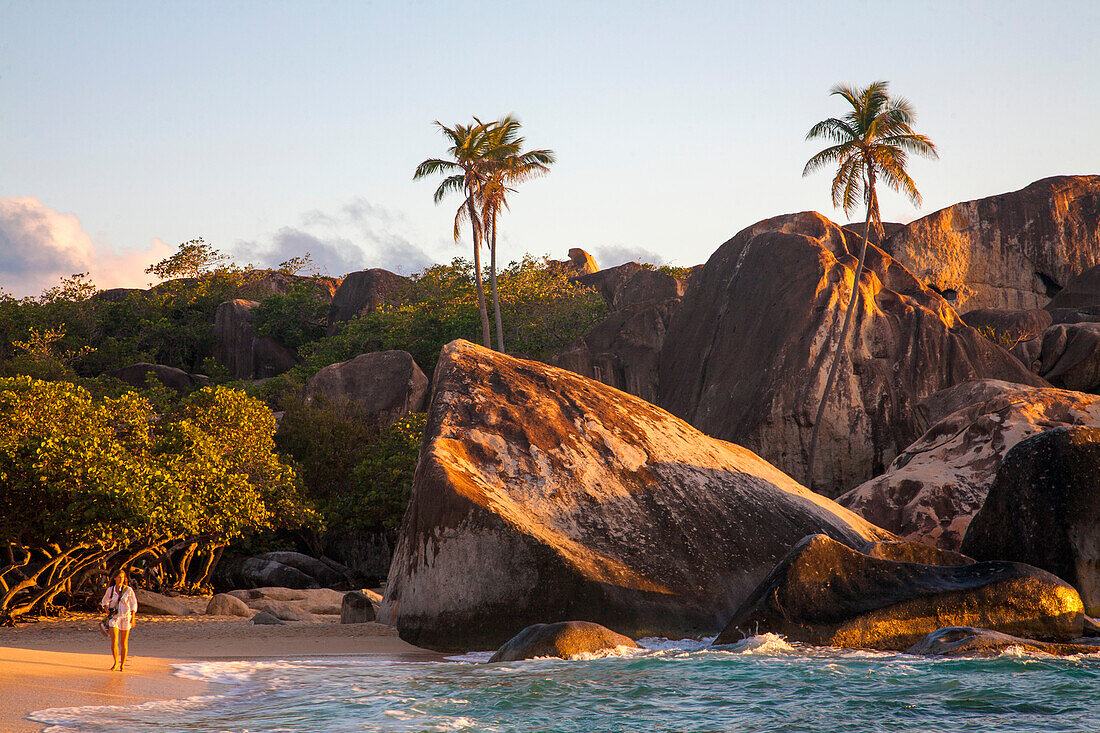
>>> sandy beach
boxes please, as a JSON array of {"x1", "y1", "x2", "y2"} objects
[{"x1": 0, "y1": 596, "x2": 439, "y2": 733}]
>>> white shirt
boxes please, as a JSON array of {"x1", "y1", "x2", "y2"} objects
[{"x1": 101, "y1": 585, "x2": 138, "y2": 630}]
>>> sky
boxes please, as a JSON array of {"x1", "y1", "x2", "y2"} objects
[{"x1": 2, "y1": 0, "x2": 1099, "y2": 297}]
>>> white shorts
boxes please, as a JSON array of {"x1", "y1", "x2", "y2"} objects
[{"x1": 107, "y1": 615, "x2": 133, "y2": 631}]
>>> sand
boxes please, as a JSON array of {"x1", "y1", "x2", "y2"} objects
[{"x1": 0, "y1": 596, "x2": 439, "y2": 732}]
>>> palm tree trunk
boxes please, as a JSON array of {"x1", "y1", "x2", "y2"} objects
[
  {"x1": 467, "y1": 196, "x2": 491, "y2": 347},
  {"x1": 490, "y1": 209, "x2": 505, "y2": 352},
  {"x1": 805, "y1": 189, "x2": 874, "y2": 490}
]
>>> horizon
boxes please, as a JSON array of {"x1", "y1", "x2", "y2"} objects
[{"x1": 3, "y1": 1, "x2": 1099, "y2": 297}]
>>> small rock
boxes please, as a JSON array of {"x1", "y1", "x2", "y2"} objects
[
  {"x1": 489, "y1": 621, "x2": 639, "y2": 662},
  {"x1": 260, "y1": 602, "x2": 316, "y2": 623},
  {"x1": 907, "y1": 626, "x2": 1100, "y2": 657},
  {"x1": 340, "y1": 590, "x2": 382, "y2": 624},
  {"x1": 250, "y1": 610, "x2": 285, "y2": 625},
  {"x1": 206, "y1": 593, "x2": 251, "y2": 617}
]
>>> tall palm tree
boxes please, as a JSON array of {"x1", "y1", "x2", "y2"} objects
[
  {"x1": 477, "y1": 115, "x2": 555, "y2": 352},
  {"x1": 802, "y1": 80, "x2": 938, "y2": 486},
  {"x1": 414, "y1": 120, "x2": 493, "y2": 347}
]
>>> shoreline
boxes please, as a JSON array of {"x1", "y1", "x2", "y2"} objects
[{"x1": 0, "y1": 607, "x2": 440, "y2": 732}]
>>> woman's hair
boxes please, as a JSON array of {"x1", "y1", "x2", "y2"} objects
[{"x1": 113, "y1": 567, "x2": 128, "y2": 581}]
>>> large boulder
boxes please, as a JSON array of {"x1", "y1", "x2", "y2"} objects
[
  {"x1": 1038, "y1": 322, "x2": 1100, "y2": 392},
  {"x1": 135, "y1": 589, "x2": 193, "y2": 616},
  {"x1": 215, "y1": 555, "x2": 319, "y2": 590},
  {"x1": 303, "y1": 351, "x2": 428, "y2": 424},
  {"x1": 552, "y1": 269, "x2": 686, "y2": 404},
  {"x1": 255, "y1": 551, "x2": 345, "y2": 587},
  {"x1": 884, "y1": 175, "x2": 1100, "y2": 311},
  {"x1": 489, "y1": 621, "x2": 639, "y2": 662},
  {"x1": 238, "y1": 271, "x2": 339, "y2": 302},
  {"x1": 105, "y1": 363, "x2": 200, "y2": 394},
  {"x1": 657, "y1": 212, "x2": 1044, "y2": 496},
  {"x1": 380, "y1": 339, "x2": 889, "y2": 652},
  {"x1": 963, "y1": 308, "x2": 1053, "y2": 370},
  {"x1": 907, "y1": 626, "x2": 1100, "y2": 657},
  {"x1": 839, "y1": 380, "x2": 1100, "y2": 550},
  {"x1": 712, "y1": 534, "x2": 1085, "y2": 651},
  {"x1": 1047, "y1": 263, "x2": 1100, "y2": 311},
  {"x1": 320, "y1": 530, "x2": 392, "y2": 586},
  {"x1": 549, "y1": 248, "x2": 600, "y2": 278},
  {"x1": 212, "y1": 299, "x2": 298, "y2": 379},
  {"x1": 573, "y1": 262, "x2": 644, "y2": 305},
  {"x1": 326, "y1": 268, "x2": 407, "y2": 332},
  {"x1": 961, "y1": 426, "x2": 1100, "y2": 615}
]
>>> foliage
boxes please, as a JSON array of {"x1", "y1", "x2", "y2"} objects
[
  {"x1": 145, "y1": 238, "x2": 230, "y2": 280},
  {"x1": 277, "y1": 253, "x2": 320, "y2": 276},
  {"x1": 0, "y1": 378, "x2": 316, "y2": 620},
  {"x1": 1, "y1": 326, "x2": 93, "y2": 381},
  {"x1": 348, "y1": 412, "x2": 426, "y2": 531},
  {"x1": 252, "y1": 282, "x2": 330, "y2": 351},
  {"x1": 640, "y1": 263, "x2": 694, "y2": 280},
  {"x1": 300, "y1": 256, "x2": 605, "y2": 374},
  {"x1": 974, "y1": 325, "x2": 1040, "y2": 351}
]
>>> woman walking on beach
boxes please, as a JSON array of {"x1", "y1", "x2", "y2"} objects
[{"x1": 100, "y1": 568, "x2": 138, "y2": 671}]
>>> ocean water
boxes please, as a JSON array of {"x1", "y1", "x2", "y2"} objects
[{"x1": 31, "y1": 635, "x2": 1100, "y2": 733}]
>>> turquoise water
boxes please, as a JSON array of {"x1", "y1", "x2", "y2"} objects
[{"x1": 31, "y1": 635, "x2": 1100, "y2": 732}]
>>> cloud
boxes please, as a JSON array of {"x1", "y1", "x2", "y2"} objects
[
  {"x1": 236, "y1": 198, "x2": 433, "y2": 277},
  {"x1": 589, "y1": 244, "x2": 668, "y2": 269},
  {"x1": 0, "y1": 197, "x2": 171, "y2": 298}
]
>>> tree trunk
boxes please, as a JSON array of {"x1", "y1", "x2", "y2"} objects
[
  {"x1": 490, "y1": 209, "x2": 505, "y2": 352},
  {"x1": 467, "y1": 196, "x2": 492, "y2": 347},
  {"x1": 805, "y1": 181, "x2": 876, "y2": 490}
]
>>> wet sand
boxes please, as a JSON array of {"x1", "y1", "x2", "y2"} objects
[{"x1": 0, "y1": 598, "x2": 438, "y2": 732}]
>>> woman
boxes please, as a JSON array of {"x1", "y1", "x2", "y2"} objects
[{"x1": 100, "y1": 568, "x2": 138, "y2": 671}]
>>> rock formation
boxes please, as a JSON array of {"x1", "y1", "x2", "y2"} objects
[
  {"x1": 303, "y1": 351, "x2": 428, "y2": 424},
  {"x1": 839, "y1": 380, "x2": 1100, "y2": 550},
  {"x1": 238, "y1": 271, "x2": 339, "y2": 301},
  {"x1": 105, "y1": 363, "x2": 203, "y2": 394},
  {"x1": 215, "y1": 554, "x2": 319, "y2": 590},
  {"x1": 340, "y1": 590, "x2": 382, "y2": 624},
  {"x1": 1047, "y1": 262, "x2": 1100, "y2": 312},
  {"x1": 212, "y1": 299, "x2": 298, "y2": 379},
  {"x1": 657, "y1": 212, "x2": 1043, "y2": 496},
  {"x1": 712, "y1": 534, "x2": 1085, "y2": 651},
  {"x1": 134, "y1": 589, "x2": 193, "y2": 616},
  {"x1": 1038, "y1": 322, "x2": 1100, "y2": 392},
  {"x1": 205, "y1": 593, "x2": 252, "y2": 617},
  {"x1": 963, "y1": 308, "x2": 1052, "y2": 370},
  {"x1": 961, "y1": 426, "x2": 1100, "y2": 615},
  {"x1": 573, "y1": 262, "x2": 644, "y2": 305},
  {"x1": 380, "y1": 339, "x2": 889, "y2": 652},
  {"x1": 550, "y1": 248, "x2": 600, "y2": 278},
  {"x1": 884, "y1": 175, "x2": 1100, "y2": 311},
  {"x1": 553, "y1": 269, "x2": 687, "y2": 404},
  {"x1": 326, "y1": 269, "x2": 407, "y2": 332},
  {"x1": 489, "y1": 621, "x2": 639, "y2": 662},
  {"x1": 907, "y1": 626, "x2": 1100, "y2": 657}
]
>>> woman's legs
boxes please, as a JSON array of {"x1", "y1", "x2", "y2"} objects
[
  {"x1": 109, "y1": 627, "x2": 120, "y2": 670},
  {"x1": 118, "y1": 629, "x2": 130, "y2": 670}
]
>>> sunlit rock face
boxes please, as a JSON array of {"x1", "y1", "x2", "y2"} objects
[
  {"x1": 962, "y1": 426, "x2": 1100, "y2": 616},
  {"x1": 325, "y1": 268, "x2": 407, "y2": 334},
  {"x1": 963, "y1": 307, "x2": 1053, "y2": 371},
  {"x1": 713, "y1": 534, "x2": 1085, "y2": 651},
  {"x1": 380, "y1": 340, "x2": 889, "y2": 652},
  {"x1": 907, "y1": 626, "x2": 1100, "y2": 657},
  {"x1": 553, "y1": 268, "x2": 688, "y2": 404},
  {"x1": 839, "y1": 380, "x2": 1100, "y2": 551},
  {"x1": 1038, "y1": 322, "x2": 1100, "y2": 392},
  {"x1": 303, "y1": 350, "x2": 428, "y2": 426},
  {"x1": 656, "y1": 212, "x2": 1043, "y2": 497},
  {"x1": 884, "y1": 175, "x2": 1100, "y2": 311}
]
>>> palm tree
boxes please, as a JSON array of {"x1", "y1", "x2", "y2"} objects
[
  {"x1": 477, "y1": 115, "x2": 555, "y2": 352},
  {"x1": 414, "y1": 120, "x2": 494, "y2": 347},
  {"x1": 802, "y1": 80, "x2": 938, "y2": 486}
]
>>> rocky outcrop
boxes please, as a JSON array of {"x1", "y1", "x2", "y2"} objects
[
  {"x1": 105, "y1": 363, "x2": 204, "y2": 394},
  {"x1": 489, "y1": 621, "x2": 639, "y2": 662},
  {"x1": 326, "y1": 269, "x2": 407, "y2": 332},
  {"x1": 712, "y1": 534, "x2": 1085, "y2": 651},
  {"x1": 1047, "y1": 263, "x2": 1100, "y2": 311},
  {"x1": 550, "y1": 249, "x2": 600, "y2": 278},
  {"x1": 91, "y1": 287, "x2": 145, "y2": 303},
  {"x1": 227, "y1": 587, "x2": 344, "y2": 616},
  {"x1": 839, "y1": 380, "x2": 1100, "y2": 550},
  {"x1": 884, "y1": 175, "x2": 1100, "y2": 311},
  {"x1": 340, "y1": 590, "x2": 382, "y2": 624},
  {"x1": 254, "y1": 551, "x2": 346, "y2": 587},
  {"x1": 961, "y1": 426, "x2": 1100, "y2": 615},
  {"x1": 1038, "y1": 322, "x2": 1100, "y2": 392},
  {"x1": 841, "y1": 221, "x2": 905, "y2": 246},
  {"x1": 238, "y1": 271, "x2": 339, "y2": 301},
  {"x1": 212, "y1": 299, "x2": 298, "y2": 379},
  {"x1": 907, "y1": 626, "x2": 1100, "y2": 657},
  {"x1": 657, "y1": 212, "x2": 1044, "y2": 496},
  {"x1": 552, "y1": 268, "x2": 686, "y2": 404},
  {"x1": 963, "y1": 308, "x2": 1052, "y2": 370},
  {"x1": 135, "y1": 589, "x2": 193, "y2": 616},
  {"x1": 320, "y1": 530, "x2": 392, "y2": 586},
  {"x1": 205, "y1": 593, "x2": 252, "y2": 617},
  {"x1": 380, "y1": 339, "x2": 889, "y2": 652},
  {"x1": 303, "y1": 351, "x2": 428, "y2": 424}
]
